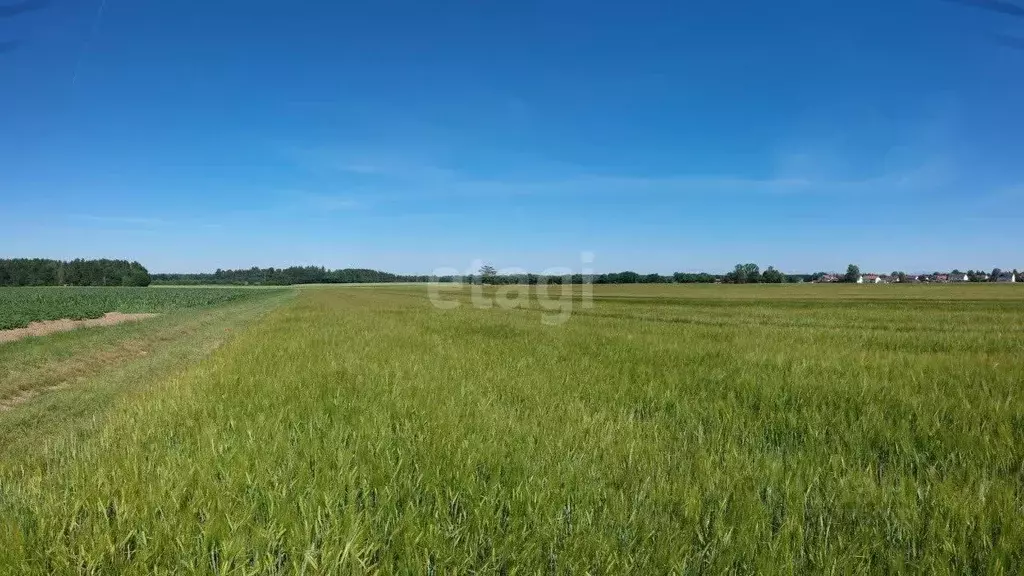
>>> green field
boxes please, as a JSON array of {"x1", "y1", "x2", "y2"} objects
[
  {"x1": 1, "y1": 284, "x2": 1023, "y2": 573},
  {"x1": 0, "y1": 287, "x2": 284, "y2": 330}
]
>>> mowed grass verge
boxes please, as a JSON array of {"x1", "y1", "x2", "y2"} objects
[
  {"x1": 0, "y1": 289, "x2": 293, "y2": 451},
  {"x1": 1, "y1": 284, "x2": 1023, "y2": 573}
]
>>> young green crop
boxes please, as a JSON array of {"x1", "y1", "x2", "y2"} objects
[
  {"x1": 0, "y1": 287, "x2": 281, "y2": 330},
  {"x1": 1, "y1": 284, "x2": 1022, "y2": 573}
]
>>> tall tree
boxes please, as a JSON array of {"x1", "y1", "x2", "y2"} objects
[
  {"x1": 742, "y1": 263, "x2": 760, "y2": 283},
  {"x1": 761, "y1": 266, "x2": 785, "y2": 283},
  {"x1": 844, "y1": 264, "x2": 861, "y2": 283},
  {"x1": 478, "y1": 264, "x2": 497, "y2": 285},
  {"x1": 729, "y1": 264, "x2": 747, "y2": 284}
]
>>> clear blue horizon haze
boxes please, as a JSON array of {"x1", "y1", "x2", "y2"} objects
[{"x1": 1, "y1": 0, "x2": 1023, "y2": 274}]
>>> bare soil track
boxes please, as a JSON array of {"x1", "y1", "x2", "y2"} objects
[{"x1": 0, "y1": 312, "x2": 158, "y2": 344}]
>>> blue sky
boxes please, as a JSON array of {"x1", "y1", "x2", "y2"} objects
[{"x1": 1, "y1": 0, "x2": 1022, "y2": 274}]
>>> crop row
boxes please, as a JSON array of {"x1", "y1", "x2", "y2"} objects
[{"x1": 0, "y1": 287, "x2": 278, "y2": 330}]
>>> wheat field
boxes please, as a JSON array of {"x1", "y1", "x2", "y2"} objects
[{"x1": 1, "y1": 284, "x2": 1022, "y2": 573}]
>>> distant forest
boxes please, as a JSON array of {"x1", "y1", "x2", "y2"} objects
[
  {"x1": 8, "y1": 261, "x2": 1016, "y2": 288},
  {"x1": 150, "y1": 265, "x2": 818, "y2": 286},
  {"x1": 152, "y1": 267, "x2": 430, "y2": 286},
  {"x1": 0, "y1": 259, "x2": 151, "y2": 287}
]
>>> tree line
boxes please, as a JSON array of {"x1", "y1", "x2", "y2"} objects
[
  {"x1": 151, "y1": 267, "x2": 434, "y2": 286},
  {"x1": 837, "y1": 265, "x2": 1020, "y2": 283},
  {"x1": 453, "y1": 264, "x2": 815, "y2": 285},
  {"x1": 150, "y1": 265, "x2": 821, "y2": 286},
  {"x1": 0, "y1": 259, "x2": 151, "y2": 287},
  {"x1": 7, "y1": 260, "x2": 1019, "y2": 288},
  {"x1": 949, "y1": 268, "x2": 1021, "y2": 282}
]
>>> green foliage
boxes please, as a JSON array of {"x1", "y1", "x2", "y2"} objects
[
  {"x1": 845, "y1": 263, "x2": 861, "y2": 283},
  {"x1": 478, "y1": 264, "x2": 498, "y2": 284},
  {"x1": 0, "y1": 259, "x2": 151, "y2": 287},
  {"x1": 672, "y1": 272, "x2": 717, "y2": 283},
  {"x1": 154, "y1": 267, "x2": 725, "y2": 285},
  {"x1": 152, "y1": 266, "x2": 427, "y2": 285},
  {"x1": 2, "y1": 284, "x2": 1022, "y2": 572},
  {"x1": 725, "y1": 263, "x2": 761, "y2": 283},
  {"x1": 0, "y1": 287, "x2": 273, "y2": 330},
  {"x1": 600, "y1": 270, "x2": 641, "y2": 284},
  {"x1": 761, "y1": 266, "x2": 785, "y2": 283}
]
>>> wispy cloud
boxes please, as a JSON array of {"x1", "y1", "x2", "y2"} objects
[
  {"x1": 973, "y1": 182, "x2": 1024, "y2": 214},
  {"x1": 943, "y1": 0, "x2": 1024, "y2": 18},
  {"x1": 313, "y1": 197, "x2": 360, "y2": 211},
  {"x1": 281, "y1": 142, "x2": 955, "y2": 205},
  {"x1": 68, "y1": 214, "x2": 230, "y2": 230},
  {"x1": 0, "y1": 0, "x2": 51, "y2": 18},
  {"x1": 281, "y1": 190, "x2": 361, "y2": 212},
  {"x1": 71, "y1": 214, "x2": 166, "y2": 226},
  {"x1": 309, "y1": 167, "x2": 942, "y2": 203},
  {"x1": 283, "y1": 144, "x2": 457, "y2": 181},
  {"x1": 336, "y1": 164, "x2": 389, "y2": 175}
]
